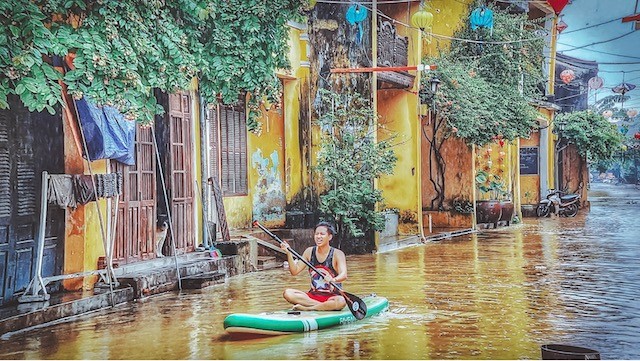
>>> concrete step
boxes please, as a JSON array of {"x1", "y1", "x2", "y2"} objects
[
  {"x1": 257, "y1": 256, "x2": 279, "y2": 270},
  {"x1": 182, "y1": 271, "x2": 226, "y2": 289},
  {"x1": 116, "y1": 257, "x2": 229, "y2": 298}
]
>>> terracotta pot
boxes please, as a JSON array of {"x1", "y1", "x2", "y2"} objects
[
  {"x1": 499, "y1": 200, "x2": 514, "y2": 224},
  {"x1": 475, "y1": 200, "x2": 502, "y2": 225}
]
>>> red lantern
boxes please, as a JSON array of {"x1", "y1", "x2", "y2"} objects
[
  {"x1": 635, "y1": 132, "x2": 640, "y2": 140},
  {"x1": 547, "y1": 0, "x2": 570, "y2": 15},
  {"x1": 560, "y1": 69, "x2": 575, "y2": 84},
  {"x1": 556, "y1": 19, "x2": 568, "y2": 33}
]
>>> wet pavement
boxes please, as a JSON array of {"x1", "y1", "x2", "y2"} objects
[{"x1": 0, "y1": 182, "x2": 638, "y2": 359}]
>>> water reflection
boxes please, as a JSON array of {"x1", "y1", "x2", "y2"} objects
[{"x1": 1, "y1": 184, "x2": 638, "y2": 359}]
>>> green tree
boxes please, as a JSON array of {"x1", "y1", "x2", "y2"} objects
[
  {"x1": 555, "y1": 110, "x2": 623, "y2": 162},
  {"x1": 315, "y1": 90, "x2": 397, "y2": 252},
  {"x1": 419, "y1": 3, "x2": 543, "y2": 209},
  {"x1": 0, "y1": 0, "x2": 303, "y2": 130}
]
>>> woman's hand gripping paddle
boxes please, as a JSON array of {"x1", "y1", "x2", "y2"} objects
[{"x1": 253, "y1": 220, "x2": 368, "y2": 320}]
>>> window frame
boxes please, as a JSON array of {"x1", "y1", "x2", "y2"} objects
[{"x1": 208, "y1": 97, "x2": 249, "y2": 197}]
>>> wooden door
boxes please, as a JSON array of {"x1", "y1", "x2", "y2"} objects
[
  {"x1": 111, "y1": 125, "x2": 156, "y2": 263},
  {"x1": 166, "y1": 93, "x2": 194, "y2": 253},
  {"x1": 0, "y1": 99, "x2": 64, "y2": 306}
]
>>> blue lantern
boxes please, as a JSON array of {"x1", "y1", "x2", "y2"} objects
[
  {"x1": 470, "y1": 6, "x2": 494, "y2": 33},
  {"x1": 346, "y1": 4, "x2": 368, "y2": 44}
]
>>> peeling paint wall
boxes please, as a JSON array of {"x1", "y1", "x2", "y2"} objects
[
  {"x1": 222, "y1": 26, "x2": 307, "y2": 229},
  {"x1": 252, "y1": 149, "x2": 286, "y2": 225}
]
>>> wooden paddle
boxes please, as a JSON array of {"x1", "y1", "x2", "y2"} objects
[{"x1": 253, "y1": 220, "x2": 368, "y2": 320}]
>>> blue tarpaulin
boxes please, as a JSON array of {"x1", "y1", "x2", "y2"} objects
[{"x1": 75, "y1": 97, "x2": 136, "y2": 166}]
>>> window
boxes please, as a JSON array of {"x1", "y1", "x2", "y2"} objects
[{"x1": 208, "y1": 98, "x2": 248, "y2": 196}]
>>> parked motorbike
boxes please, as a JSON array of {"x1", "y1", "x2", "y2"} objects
[{"x1": 536, "y1": 189, "x2": 581, "y2": 217}]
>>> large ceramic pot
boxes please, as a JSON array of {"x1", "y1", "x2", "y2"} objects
[
  {"x1": 499, "y1": 200, "x2": 514, "y2": 225},
  {"x1": 476, "y1": 200, "x2": 502, "y2": 226}
]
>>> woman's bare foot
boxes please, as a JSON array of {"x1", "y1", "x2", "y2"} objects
[{"x1": 292, "y1": 304, "x2": 313, "y2": 311}]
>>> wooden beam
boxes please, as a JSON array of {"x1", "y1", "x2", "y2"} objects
[
  {"x1": 331, "y1": 65, "x2": 437, "y2": 73},
  {"x1": 622, "y1": 13, "x2": 640, "y2": 23}
]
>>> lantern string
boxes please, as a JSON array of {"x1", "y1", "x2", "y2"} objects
[{"x1": 340, "y1": 0, "x2": 544, "y2": 45}]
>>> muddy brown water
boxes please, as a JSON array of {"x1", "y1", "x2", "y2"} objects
[{"x1": 0, "y1": 183, "x2": 638, "y2": 359}]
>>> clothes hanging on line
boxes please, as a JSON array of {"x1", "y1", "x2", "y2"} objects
[
  {"x1": 95, "y1": 173, "x2": 122, "y2": 198},
  {"x1": 72, "y1": 173, "x2": 123, "y2": 205},
  {"x1": 47, "y1": 174, "x2": 77, "y2": 209},
  {"x1": 73, "y1": 175, "x2": 95, "y2": 205}
]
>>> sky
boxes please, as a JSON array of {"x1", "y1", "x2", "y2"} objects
[{"x1": 555, "y1": 0, "x2": 640, "y2": 111}]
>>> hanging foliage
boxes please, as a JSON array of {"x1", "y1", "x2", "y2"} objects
[
  {"x1": 422, "y1": 3, "x2": 544, "y2": 147},
  {"x1": 0, "y1": 0, "x2": 302, "y2": 130},
  {"x1": 555, "y1": 110, "x2": 622, "y2": 162}
]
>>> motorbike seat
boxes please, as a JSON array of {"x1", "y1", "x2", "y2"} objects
[{"x1": 561, "y1": 194, "x2": 578, "y2": 202}]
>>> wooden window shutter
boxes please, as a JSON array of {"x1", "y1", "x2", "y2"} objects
[
  {"x1": 208, "y1": 97, "x2": 248, "y2": 196},
  {"x1": 0, "y1": 112, "x2": 11, "y2": 218},
  {"x1": 208, "y1": 107, "x2": 220, "y2": 183}
]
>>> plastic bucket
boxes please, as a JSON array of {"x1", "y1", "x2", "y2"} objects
[{"x1": 541, "y1": 344, "x2": 600, "y2": 360}]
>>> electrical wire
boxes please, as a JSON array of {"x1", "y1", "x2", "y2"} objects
[
  {"x1": 354, "y1": 0, "x2": 548, "y2": 45},
  {"x1": 556, "y1": 43, "x2": 640, "y2": 60},
  {"x1": 558, "y1": 16, "x2": 623, "y2": 35},
  {"x1": 560, "y1": 31, "x2": 637, "y2": 52}
]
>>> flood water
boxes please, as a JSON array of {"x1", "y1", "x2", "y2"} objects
[{"x1": 0, "y1": 183, "x2": 639, "y2": 359}]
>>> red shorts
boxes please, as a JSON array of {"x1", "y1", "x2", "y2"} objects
[{"x1": 307, "y1": 291, "x2": 337, "y2": 302}]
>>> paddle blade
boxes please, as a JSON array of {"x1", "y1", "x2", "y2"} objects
[{"x1": 343, "y1": 291, "x2": 367, "y2": 320}]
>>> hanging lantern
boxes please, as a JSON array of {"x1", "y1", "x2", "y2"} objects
[
  {"x1": 588, "y1": 76, "x2": 603, "y2": 90},
  {"x1": 346, "y1": 4, "x2": 368, "y2": 44},
  {"x1": 470, "y1": 6, "x2": 494, "y2": 32},
  {"x1": 560, "y1": 69, "x2": 575, "y2": 84},
  {"x1": 547, "y1": 0, "x2": 570, "y2": 15},
  {"x1": 411, "y1": 6, "x2": 434, "y2": 31},
  {"x1": 556, "y1": 19, "x2": 568, "y2": 33},
  {"x1": 627, "y1": 109, "x2": 638, "y2": 118},
  {"x1": 612, "y1": 82, "x2": 636, "y2": 95},
  {"x1": 602, "y1": 110, "x2": 613, "y2": 118},
  {"x1": 635, "y1": 132, "x2": 640, "y2": 140}
]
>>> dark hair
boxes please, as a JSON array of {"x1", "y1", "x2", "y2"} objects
[
  {"x1": 157, "y1": 214, "x2": 169, "y2": 228},
  {"x1": 315, "y1": 221, "x2": 336, "y2": 236}
]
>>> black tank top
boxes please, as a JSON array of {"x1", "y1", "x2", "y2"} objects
[{"x1": 308, "y1": 247, "x2": 342, "y2": 293}]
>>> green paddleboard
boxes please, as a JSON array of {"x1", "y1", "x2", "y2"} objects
[{"x1": 224, "y1": 295, "x2": 388, "y2": 336}]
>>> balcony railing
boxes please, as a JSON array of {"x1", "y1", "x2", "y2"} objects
[{"x1": 377, "y1": 20, "x2": 414, "y2": 89}]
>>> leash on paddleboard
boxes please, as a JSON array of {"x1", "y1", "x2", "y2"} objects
[{"x1": 253, "y1": 220, "x2": 368, "y2": 320}]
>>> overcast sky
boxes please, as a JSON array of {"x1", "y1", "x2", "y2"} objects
[{"x1": 556, "y1": 0, "x2": 640, "y2": 110}]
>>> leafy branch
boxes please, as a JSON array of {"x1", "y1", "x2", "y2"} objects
[
  {"x1": 315, "y1": 89, "x2": 397, "y2": 243},
  {"x1": 1, "y1": 0, "x2": 303, "y2": 130}
]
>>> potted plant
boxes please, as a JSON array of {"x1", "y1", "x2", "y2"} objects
[{"x1": 475, "y1": 170, "x2": 503, "y2": 225}]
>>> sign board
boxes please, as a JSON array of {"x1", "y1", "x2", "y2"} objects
[{"x1": 520, "y1": 147, "x2": 539, "y2": 175}]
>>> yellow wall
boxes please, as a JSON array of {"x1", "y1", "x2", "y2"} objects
[
  {"x1": 190, "y1": 78, "x2": 203, "y2": 247},
  {"x1": 376, "y1": 2, "x2": 471, "y2": 234},
  {"x1": 518, "y1": 107, "x2": 557, "y2": 206},
  {"x1": 476, "y1": 140, "x2": 514, "y2": 201},
  {"x1": 81, "y1": 160, "x2": 109, "y2": 290},
  {"x1": 424, "y1": 0, "x2": 471, "y2": 55},
  {"x1": 224, "y1": 26, "x2": 307, "y2": 230},
  {"x1": 62, "y1": 107, "x2": 110, "y2": 290},
  {"x1": 283, "y1": 26, "x2": 310, "y2": 207},
  {"x1": 378, "y1": 90, "x2": 420, "y2": 232}
]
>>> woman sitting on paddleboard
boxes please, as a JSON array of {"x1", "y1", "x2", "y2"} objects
[{"x1": 280, "y1": 221, "x2": 347, "y2": 311}]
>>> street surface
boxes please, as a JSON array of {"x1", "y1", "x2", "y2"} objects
[{"x1": 0, "y1": 183, "x2": 638, "y2": 359}]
